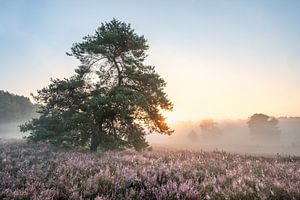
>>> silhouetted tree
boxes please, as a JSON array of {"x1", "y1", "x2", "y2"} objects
[
  {"x1": 187, "y1": 129, "x2": 198, "y2": 141},
  {"x1": 20, "y1": 19, "x2": 173, "y2": 151},
  {"x1": 247, "y1": 113, "x2": 281, "y2": 140},
  {"x1": 200, "y1": 119, "x2": 221, "y2": 139}
]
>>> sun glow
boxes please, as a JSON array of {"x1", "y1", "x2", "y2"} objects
[{"x1": 162, "y1": 110, "x2": 178, "y2": 126}]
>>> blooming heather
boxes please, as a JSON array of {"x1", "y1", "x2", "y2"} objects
[{"x1": 0, "y1": 140, "x2": 299, "y2": 199}]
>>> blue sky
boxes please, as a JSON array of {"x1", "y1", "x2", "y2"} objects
[{"x1": 1, "y1": 0, "x2": 300, "y2": 120}]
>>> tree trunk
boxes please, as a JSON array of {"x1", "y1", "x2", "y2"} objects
[
  {"x1": 113, "y1": 59, "x2": 122, "y2": 86},
  {"x1": 90, "y1": 123, "x2": 103, "y2": 152},
  {"x1": 90, "y1": 132, "x2": 99, "y2": 151}
]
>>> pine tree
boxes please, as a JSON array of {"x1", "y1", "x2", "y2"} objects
[{"x1": 20, "y1": 19, "x2": 173, "y2": 151}]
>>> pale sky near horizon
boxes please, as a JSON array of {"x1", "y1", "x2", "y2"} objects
[{"x1": 1, "y1": 0, "x2": 300, "y2": 121}]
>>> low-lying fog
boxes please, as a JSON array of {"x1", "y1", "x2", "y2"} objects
[
  {"x1": 1, "y1": 118, "x2": 299, "y2": 156},
  {"x1": 147, "y1": 117, "x2": 300, "y2": 156},
  {"x1": 0, "y1": 120, "x2": 29, "y2": 139}
]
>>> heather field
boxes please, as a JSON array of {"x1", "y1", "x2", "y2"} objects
[{"x1": 0, "y1": 140, "x2": 299, "y2": 200}]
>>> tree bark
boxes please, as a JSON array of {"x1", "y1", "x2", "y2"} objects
[
  {"x1": 90, "y1": 123, "x2": 103, "y2": 151},
  {"x1": 113, "y1": 59, "x2": 122, "y2": 86}
]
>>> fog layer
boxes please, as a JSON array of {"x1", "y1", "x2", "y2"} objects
[
  {"x1": 0, "y1": 120, "x2": 29, "y2": 139},
  {"x1": 147, "y1": 118, "x2": 300, "y2": 156},
  {"x1": 1, "y1": 117, "x2": 299, "y2": 156}
]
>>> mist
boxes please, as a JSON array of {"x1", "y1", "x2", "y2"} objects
[
  {"x1": 2, "y1": 116, "x2": 299, "y2": 156},
  {"x1": 147, "y1": 117, "x2": 300, "y2": 156},
  {"x1": 0, "y1": 119, "x2": 29, "y2": 140}
]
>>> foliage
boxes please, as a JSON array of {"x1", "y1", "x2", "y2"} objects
[
  {"x1": 0, "y1": 140, "x2": 299, "y2": 200},
  {"x1": 199, "y1": 119, "x2": 222, "y2": 139},
  {"x1": 247, "y1": 113, "x2": 281, "y2": 140},
  {"x1": 0, "y1": 90, "x2": 36, "y2": 123},
  {"x1": 20, "y1": 19, "x2": 173, "y2": 151}
]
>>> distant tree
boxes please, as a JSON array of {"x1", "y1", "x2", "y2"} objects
[
  {"x1": 200, "y1": 119, "x2": 222, "y2": 139},
  {"x1": 247, "y1": 113, "x2": 281, "y2": 139},
  {"x1": 20, "y1": 19, "x2": 173, "y2": 151},
  {"x1": 187, "y1": 129, "x2": 198, "y2": 141},
  {"x1": 0, "y1": 90, "x2": 36, "y2": 123}
]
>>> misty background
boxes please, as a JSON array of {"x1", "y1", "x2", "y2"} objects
[
  {"x1": 0, "y1": 90, "x2": 36, "y2": 139},
  {"x1": 1, "y1": 113, "x2": 299, "y2": 156},
  {"x1": 146, "y1": 117, "x2": 300, "y2": 156},
  {"x1": 1, "y1": 90, "x2": 299, "y2": 156}
]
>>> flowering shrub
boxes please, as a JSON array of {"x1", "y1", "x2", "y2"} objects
[{"x1": 0, "y1": 140, "x2": 299, "y2": 199}]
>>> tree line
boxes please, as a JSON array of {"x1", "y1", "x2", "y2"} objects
[
  {"x1": 188, "y1": 113, "x2": 281, "y2": 141},
  {"x1": 0, "y1": 90, "x2": 37, "y2": 123}
]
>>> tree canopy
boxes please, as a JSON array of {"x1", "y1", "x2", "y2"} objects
[
  {"x1": 199, "y1": 119, "x2": 222, "y2": 139},
  {"x1": 20, "y1": 19, "x2": 173, "y2": 151},
  {"x1": 247, "y1": 113, "x2": 281, "y2": 139},
  {"x1": 0, "y1": 90, "x2": 36, "y2": 123}
]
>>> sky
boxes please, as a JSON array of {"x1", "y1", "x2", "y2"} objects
[{"x1": 1, "y1": 0, "x2": 300, "y2": 122}]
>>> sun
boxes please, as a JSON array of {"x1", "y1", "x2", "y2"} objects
[{"x1": 162, "y1": 110, "x2": 177, "y2": 125}]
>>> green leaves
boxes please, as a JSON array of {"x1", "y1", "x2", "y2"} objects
[
  {"x1": 69, "y1": 19, "x2": 148, "y2": 65},
  {"x1": 22, "y1": 19, "x2": 173, "y2": 151}
]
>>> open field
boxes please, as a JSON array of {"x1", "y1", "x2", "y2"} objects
[{"x1": 0, "y1": 140, "x2": 299, "y2": 200}]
